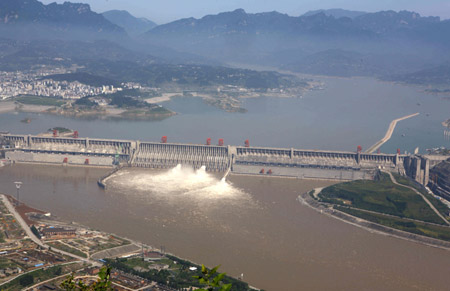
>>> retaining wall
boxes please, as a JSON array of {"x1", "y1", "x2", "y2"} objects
[
  {"x1": 232, "y1": 164, "x2": 372, "y2": 180},
  {"x1": 6, "y1": 151, "x2": 114, "y2": 166}
]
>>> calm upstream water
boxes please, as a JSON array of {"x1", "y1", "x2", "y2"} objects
[
  {"x1": 0, "y1": 77, "x2": 448, "y2": 153},
  {"x1": 0, "y1": 164, "x2": 449, "y2": 291}
]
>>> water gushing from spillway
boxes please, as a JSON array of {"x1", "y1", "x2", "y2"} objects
[{"x1": 109, "y1": 164, "x2": 246, "y2": 202}]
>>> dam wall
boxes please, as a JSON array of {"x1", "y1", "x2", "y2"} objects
[
  {"x1": 232, "y1": 164, "x2": 370, "y2": 180},
  {"x1": 1, "y1": 133, "x2": 408, "y2": 180},
  {"x1": 6, "y1": 151, "x2": 114, "y2": 166},
  {"x1": 134, "y1": 142, "x2": 229, "y2": 171},
  {"x1": 231, "y1": 147, "x2": 397, "y2": 180}
]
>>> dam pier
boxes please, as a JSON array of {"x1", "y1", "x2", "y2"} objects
[{"x1": 1, "y1": 133, "x2": 409, "y2": 181}]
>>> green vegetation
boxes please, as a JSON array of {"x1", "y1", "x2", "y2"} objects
[
  {"x1": 75, "y1": 97, "x2": 97, "y2": 107},
  {"x1": 85, "y1": 61, "x2": 303, "y2": 90},
  {"x1": 19, "y1": 274, "x2": 33, "y2": 287},
  {"x1": 60, "y1": 266, "x2": 112, "y2": 291},
  {"x1": 120, "y1": 107, "x2": 172, "y2": 118},
  {"x1": 105, "y1": 256, "x2": 251, "y2": 291},
  {"x1": 392, "y1": 173, "x2": 450, "y2": 217},
  {"x1": 336, "y1": 206, "x2": 450, "y2": 241},
  {"x1": 48, "y1": 127, "x2": 72, "y2": 133},
  {"x1": 194, "y1": 264, "x2": 231, "y2": 291},
  {"x1": 2, "y1": 263, "x2": 78, "y2": 290},
  {"x1": 15, "y1": 95, "x2": 65, "y2": 106},
  {"x1": 0, "y1": 257, "x2": 20, "y2": 269},
  {"x1": 47, "y1": 241, "x2": 87, "y2": 258},
  {"x1": 105, "y1": 89, "x2": 152, "y2": 108},
  {"x1": 319, "y1": 173, "x2": 445, "y2": 225},
  {"x1": 30, "y1": 225, "x2": 41, "y2": 239}
]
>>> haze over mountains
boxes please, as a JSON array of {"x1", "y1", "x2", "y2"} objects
[
  {"x1": 302, "y1": 9, "x2": 367, "y2": 19},
  {"x1": 0, "y1": 0, "x2": 126, "y2": 40},
  {"x1": 102, "y1": 10, "x2": 157, "y2": 37},
  {"x1": 1, "y1": 0, "x2": 449, "y2": 87}
]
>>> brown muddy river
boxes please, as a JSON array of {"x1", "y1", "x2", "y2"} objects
[{"x1": 0, "y1": 164, "x2": 449, "y2": 290}]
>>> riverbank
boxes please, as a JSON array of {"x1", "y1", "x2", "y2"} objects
[
  {"x1": 0, "y1": 100, "x2": 176, "y2": 121},
  {"x1": 298, "y1": 190, "x2": 450, "y2": 250},
  {"x1": 0, "y1": 191, "x2": 256, "y2": 290},
  {"x1": 0, "y1": 102, "x2": 54, "y2": 114}
]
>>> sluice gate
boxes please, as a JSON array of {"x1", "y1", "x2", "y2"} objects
[
  {"x1": 232, "y1": 146, "x2": 404, "y2": 180},
  {"x1": 133, "y1": 142, "x2": 229, "y2": 171},
  {"x1": 1, "y1": 133, "x2": 410, "y2": 180}
]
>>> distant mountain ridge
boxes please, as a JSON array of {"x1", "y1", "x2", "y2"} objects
[
  {"x1": 142, "y1": 8, "x2": 450, "y2": 79},
  {"x1": 0, "y1": 0, "x2": 126, "y2": 40},
  {"x1": 0, "y1": 0, "x2": 449, "y2": 84},
  {"x1": 146, "y1": 8, "x2": 446, "y2": 42},
  {"x1": 302, "y1": 9, "x2": 367, "y2": 19},
  {"x1": 103, "y1": 10, "x2": 157, "y2": 37}
]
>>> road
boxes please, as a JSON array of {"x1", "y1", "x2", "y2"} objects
[
  {"x1": 384, "y1": 171, "x2": 450, "y2": 226},
  {"x1": 0, "y1": 194, "x2": 101, "y2": 266},
  {"x1": 366, "y1": 112, "x2": 419, "y2": 153},
  {"x1": 1, "y1": 194, "x2": 45, "y2": 248},
  {"x1": 0, "y1": 262, "x2": 81, "y2": 288}
]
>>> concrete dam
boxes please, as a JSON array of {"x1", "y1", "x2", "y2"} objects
[{"x1": 1, "y1": 133, "x2": 407, "y2": 181}]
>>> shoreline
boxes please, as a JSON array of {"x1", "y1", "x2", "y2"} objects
[
  {"x1": 0, "y1": 101, "x2": 176, "y2": 121},
  {"x1": 298, "y1": 190, "x2": 450, "y2": 251},
  {"x1": 0, "y1": 191, "x2": 259, "y2": 290}
]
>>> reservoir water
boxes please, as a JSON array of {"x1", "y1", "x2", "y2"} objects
[
  {"x1": 0, "y1": 77, "x2": 448, "y2": 153},
  {"x1": 0, "y1": 77, "x2": 449, "y2": 290}
]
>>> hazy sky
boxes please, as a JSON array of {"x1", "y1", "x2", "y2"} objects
[{"x1": 41, "y1": 0, "x2": 450, "y2": 24}]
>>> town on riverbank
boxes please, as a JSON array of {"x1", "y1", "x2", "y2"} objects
[{"x1": 0, "y1": 193, "x2": 254, "y2": 290}]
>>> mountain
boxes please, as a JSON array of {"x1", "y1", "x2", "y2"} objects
[
  {"x1": 283, "y1": 49, "x2": 433, "y2": 77},
  {"x1": 142, "y1": 8, "x2": 450, "y2": 77},
  {"x1": 143, "y1": 9, "x2": 374, "y2": 63},
  {"x1": 302, "y1": 9, "x2": 367, "y2": 19},
  {"x1": 0, "y1": 0, "x2": 127, "y2": 40},
  {"x1": 0, "y1": 38, "x2": 159, "y2": 71},
  {"x1": 0, "y1": 0, "x2": 216, "y2": 65},
  {"x1": 384, "y1": 64, "x2": 450, "y2": 85},
  {"x1": 103, "y1": 10, "x2": 157, "y2": 37},
  {"x1": 353, "y1": 10, "x2": 440, "y2": 34}
]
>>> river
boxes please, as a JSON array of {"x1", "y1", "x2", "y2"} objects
[
  {"x1": 0, "y1": 77, "x2": 448, "y2": 153},
  {"x1": 0, "y1": 77, "x2": 449, "y2": 290},
  {"x1": 0, "y1": 164, "x2": 449, "y2": 290}
]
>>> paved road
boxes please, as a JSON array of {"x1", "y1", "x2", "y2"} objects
[
  {"x1": 366, "y1": 113, "x2": 419, "y2": 153},
  {"x1": 1, "y1": 194, "x2": 45, "y2": 247},
  {"x1": 384, "y1": 172, "x2": 450, "y2": 226},
  {"x1": 0, "y1": 194, "x2": 101, "y2": 266},
  {"x1": 0, "y1": 260, "x2": 80, "y2": 287}
]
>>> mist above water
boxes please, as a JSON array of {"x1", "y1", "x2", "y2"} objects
[{"x1": 109, "y1": 165, "x2": 249, "y2": 204}]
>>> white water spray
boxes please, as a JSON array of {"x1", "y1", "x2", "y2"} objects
[{"x1": 113, "y1": 164, "x2": 244, "y2": 200}]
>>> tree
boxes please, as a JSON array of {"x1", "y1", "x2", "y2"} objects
[
  {"x1": 193, "y1": 265, "x2": 232, "y2": 291},
  {"x1": 60, "y1": 266, "x2": 112, "y2": 290},
  {"x1": 19, "y1": 274, "x2": 34, "y2": 287}
]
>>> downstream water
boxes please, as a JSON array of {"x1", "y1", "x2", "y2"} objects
[
  {"x1": 0, "y1": 164, "x2": 449, "y2": 291},
  {"x1": 0, "y1": 77, "x2": 448, "y2": 153}
]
